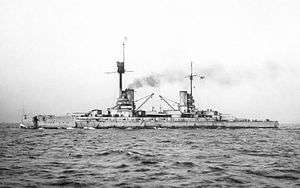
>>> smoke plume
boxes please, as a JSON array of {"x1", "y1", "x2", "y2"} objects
[
  {"x1": 128, "y1": 70, "x2": 185, "y2": 89},
  {"x1": 127, "y1": 62, "x2": 284, "y2": 89},
  {"x1": 199, "y1": 64, "x2": 241, "y2": 86}
]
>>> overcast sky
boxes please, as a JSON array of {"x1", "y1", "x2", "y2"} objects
[{"x1": 0, "y1": 0, "x2": 300, "y2": 123}]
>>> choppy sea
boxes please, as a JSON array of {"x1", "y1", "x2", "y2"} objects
[{"x1": 0, "y1": 123, "x2": 299, "y2": 187}]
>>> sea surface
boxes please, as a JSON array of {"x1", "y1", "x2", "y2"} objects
[{"x1": 0, "y1": 123, "x2": 299, "y2": 187}]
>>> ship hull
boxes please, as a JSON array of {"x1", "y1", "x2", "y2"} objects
[{"x1": 20, "y1": 116, "x2": 279, "y2": 129}]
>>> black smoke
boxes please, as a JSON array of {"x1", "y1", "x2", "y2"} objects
[
  {"x1": 127, "y1": 62, "x2": 283, "y2": 89},
  {"x1": 127, "y1": 70, "x2": 185, "y2": 89}
]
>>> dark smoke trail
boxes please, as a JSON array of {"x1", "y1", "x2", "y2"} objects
[
  {"x1": 127, "y1": 74, "x2": 160, "y2": 89},
  {"x1": 127, "y1": 62, "x2": 284, "y2": 89},
  {"x1": 127, "y1": 70, "x2": 185, "y2": 89}
]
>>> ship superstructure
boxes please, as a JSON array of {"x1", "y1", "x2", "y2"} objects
[{"x1": 100, "y1": 41, "x2": 219, "y2": 120}]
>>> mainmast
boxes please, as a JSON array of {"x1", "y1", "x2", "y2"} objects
[
  {"x1": 185, "y1": 61, "x2": 205, "y2": 112},
  {"x1": 190, "y1": 62, "x2": 193, "y2": 96}
]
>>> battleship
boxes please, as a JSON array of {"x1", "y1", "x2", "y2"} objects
[{"x1": 20, "y1": 41, "x2": 279, "y2": 129}]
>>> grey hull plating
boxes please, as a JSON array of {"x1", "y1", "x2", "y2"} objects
[{"x1": 20, "y1": 116, "x2": 278, "y2": 129}]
